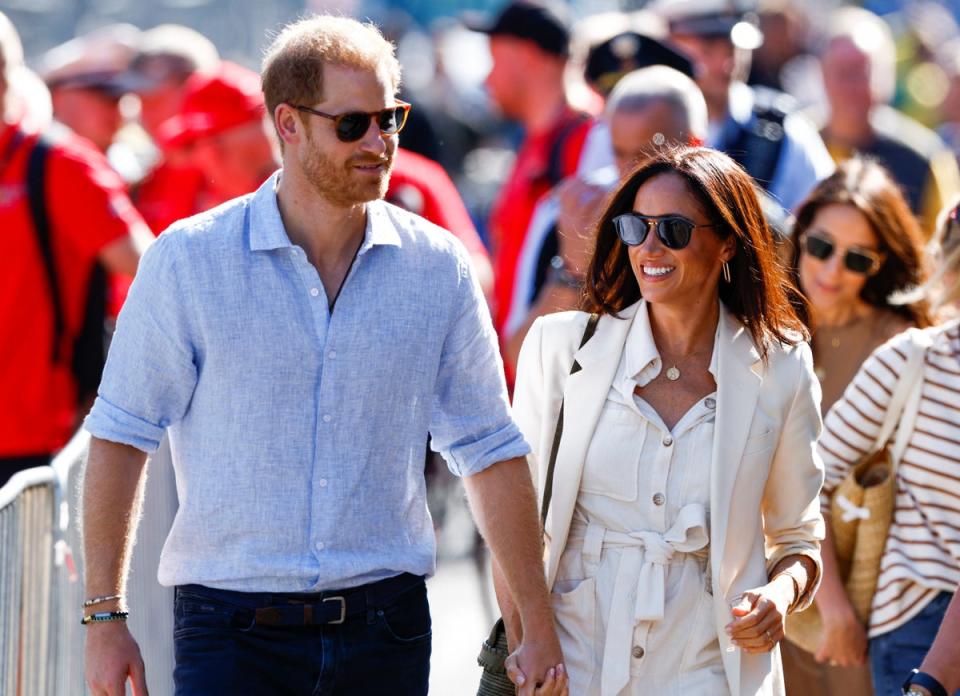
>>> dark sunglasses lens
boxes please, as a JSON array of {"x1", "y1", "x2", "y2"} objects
[
  {"x1": 613, "y1": 215, "x2": 648, "y2": 246},
  {"x1": 845, "y1": 251, "x2": 876, "y2": 274},
  {"x1": 377, "y1": 107, "x2": 403, "y2": 134},
  {"x1": 658, "y1": 218, "x2": 693, "y2": 249},
  {"x1": 804, "y1": 235, "x2": 833, "y2": 260},
  {"x1": 335, "y1": 113, "x2": 371, "y2": 141}
]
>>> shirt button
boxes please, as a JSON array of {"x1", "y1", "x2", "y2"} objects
[
  {"x1": 318, "y1": 478, "x2": 328, "y2": 488},
  {"x1": 310, "y1": 288, "x2": 320, "y2": 297},
  {"x1": 322, "y1": 414, "x2": 332, "y2": 423},
  {"x1": 327, "y1": 350, "x2": 337, "y2": 360},
  {"x1": 662, "y1": 436, "x2": 673, "y2": 447},
  {"x1": 705, "y1": 397, "x2": 716, "y2": 409},
  {"x1": 632, "y1": 646, "x2": 645, "y2": 658},
  {"x1": 653, "y1": 493, "x2": 665, "y2": 506},
  {"x1": 315, "y1": 541, "x2": 325, "y2": 551}
]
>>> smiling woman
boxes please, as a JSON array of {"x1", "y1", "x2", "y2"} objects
[{"x1": 508, "y1": 146, "x2": 825, "y2": 695}]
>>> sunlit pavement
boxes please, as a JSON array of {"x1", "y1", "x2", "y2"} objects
[{"x1": 427, "y1": 480, "x2": 495, "y2": 695}]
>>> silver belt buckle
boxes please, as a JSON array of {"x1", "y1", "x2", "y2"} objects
[{"x1": 323, "y1": 596, "x2": 346, "y2": 624}]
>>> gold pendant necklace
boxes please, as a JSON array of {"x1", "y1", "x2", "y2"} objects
[{"x1": 665, "y1": 366, "x2": 681, "y2": 381}]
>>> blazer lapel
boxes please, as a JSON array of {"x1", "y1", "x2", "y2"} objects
[
  {"x1": 710, "y1": 309, "x2": 764, "y2": 591},
  {"x1": 544, "y1": 302, "x2": 639, "y2": 588}
]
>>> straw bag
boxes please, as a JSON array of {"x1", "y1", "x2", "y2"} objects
[
  {"x1": 784, "y1": 329, "x2": 933, "y2": 654},
  {"x1": 476, "y1": 314, "x2": 598, "y2": 696}
]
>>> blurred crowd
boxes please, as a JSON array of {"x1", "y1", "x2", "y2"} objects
[{"x1": 3, "y1": 0, "x2": 960, "y2": 694}]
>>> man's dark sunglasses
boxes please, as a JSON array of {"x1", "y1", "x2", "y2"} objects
[
  {"x1": 292, "y1": 101, "x2": 411, "y2": 142},
  {"x1": 802, "y1": 231, "x2": 882, "y2": 275},
  {"x1": 612, "y1": 213, "x2": 717, "y2": 250}
]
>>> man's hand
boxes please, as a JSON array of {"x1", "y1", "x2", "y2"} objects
[
  {"x1": 505, "y1": 620, "x2": 568, "y2": 696},
  {"x1": 85, "y1": 621, "x2": 148, "y2": 696},
  {"x1": 814, "y1": 600, "x2": 868, "y2": 667}
]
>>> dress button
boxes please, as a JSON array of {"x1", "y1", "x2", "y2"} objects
[
  {"x1": 632, "y1": 646, "x2": 645, "y2": 658},
  {"x1": 310, "y1": 288, "x2": 320, "y2": 297},
  {"x1": 662, "y1": 436, "x2": 673, "y2": 447},
  {"x1": 652, "y1": 493, "x2": 665, "y2": 506},
  {"x1": 705, "y1": 397, "x2": 716, "y2": 409},
  {"x1": 322, "y1": 414, "x2": 332, "y2": 423},
  {"x1": 318, "y1": 478, "x2": 328, "y2": 488}
]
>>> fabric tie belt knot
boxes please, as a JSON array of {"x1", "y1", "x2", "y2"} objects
[{"x1": 569, "y1": 503, "x2": 710, "y2": 696}]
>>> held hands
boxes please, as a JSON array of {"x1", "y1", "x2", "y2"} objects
[
  {"x1": 725, "y1": 578, "x2": 794, "y2": 654},
  {"x1": 84, "y1": 621, "x2": 148, "y2": 696},
  {"x1": 504, "y1": 626, "x2": 569, "y2": 696}
]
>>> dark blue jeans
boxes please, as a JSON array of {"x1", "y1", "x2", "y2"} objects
[
  {"x1": 869, "y1": 591, "x2": 956, "y2": 695},
  {"x1": 172, "y1": 574, "x2": 431, "y2": 695}
]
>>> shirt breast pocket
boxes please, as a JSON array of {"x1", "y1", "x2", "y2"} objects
[{"x1": 579, "y1": 401, "x2": 644, "y2": 502}]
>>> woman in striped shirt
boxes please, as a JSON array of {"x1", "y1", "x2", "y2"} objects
[
  {"x1": 817, "y1": 198, "x2": 960, "y2": 695},
  {"x1": 781, "y1": 158, "x2": 933, "y2": 695}
]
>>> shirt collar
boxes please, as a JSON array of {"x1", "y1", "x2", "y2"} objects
[
  {"x1": 613, "y1": 300, "x2": 722, "y2": 402},
  {"x1": 247, "y1": 172, "x2": 403, "y2": 253}
]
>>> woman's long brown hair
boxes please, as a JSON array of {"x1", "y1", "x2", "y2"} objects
[
  {"x1": 583, "y1": 146, "x2": 809, "y2": 360},
  {"x1": 788, "y1": 157, "x2": 932, "y2": 328}
]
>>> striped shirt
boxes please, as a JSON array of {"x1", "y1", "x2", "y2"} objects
[{"x1": 819, "y1": 321, "x2": 960, "y2": 637}]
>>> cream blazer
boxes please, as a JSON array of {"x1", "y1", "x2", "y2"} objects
[{"x1": 513, "y1": 300, "x2": 826, "y2": 696}]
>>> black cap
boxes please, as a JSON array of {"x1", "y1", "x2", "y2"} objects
[
  {"x1": 464, "y1": 0, "x2": 571, "y2": 57},
  {"x1": 585, "y1": 32, "x2": 695, "y2": 96}
]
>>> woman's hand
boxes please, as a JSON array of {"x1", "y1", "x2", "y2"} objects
[
  {"x1": 533, "y1": 665, "x2": 569, "y2": 696},
  {"x1": 813, "y1": 600, "x2": 868, "y2": 667},
  {"x1": 725, "y1": 576, "x2": 794, "y2": 654}
]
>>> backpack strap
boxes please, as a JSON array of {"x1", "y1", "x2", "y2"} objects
[{"x1": 25, "y1": 136, "x2": 66, "y2": 364}]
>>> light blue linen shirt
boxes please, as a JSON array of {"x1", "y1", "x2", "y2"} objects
[{"x1": 85, "y1": 173, "x2": 529, "y2": 592}]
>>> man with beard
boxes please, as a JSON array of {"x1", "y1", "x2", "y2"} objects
[{"x1": 80, "y1": 14, "x2": 567, "y2": 696}]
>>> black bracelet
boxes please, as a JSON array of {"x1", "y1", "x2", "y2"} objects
[
  {"x1": 902, "y1": 669, "x2": 948, "y2": 696},
  {"x1": 81, "y1": 611, "x2": 129, "y2": 625}
]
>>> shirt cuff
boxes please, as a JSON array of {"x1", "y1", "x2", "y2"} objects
[
  {"x1": 441, "y1": 423, "x2": 532, "y2": 478},
  {"x1": 84, "y1": 396, "x2": 165, "y2": 454}
]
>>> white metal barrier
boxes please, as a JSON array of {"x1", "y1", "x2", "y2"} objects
[{"x1": 0, "y1": 431, "x2": 178, "y2": 695}]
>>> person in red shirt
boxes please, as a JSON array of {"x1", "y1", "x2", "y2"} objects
[
  {"x1": 466, "y1": 0, "x2": 592, "y2": 368},
  {"x1": 0, "y1": 12, "x2": 151, "y2": 485},
  {"x1": 387, "y1": 147, "x2": 494, "y2": 298},
  {"x1": 157, "y1": 61, "x2": 277, "y2": 208}
]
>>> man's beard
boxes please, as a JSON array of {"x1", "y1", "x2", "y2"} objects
[{"x1": 300, "y1": 137, "x2": 394, "y2": 208}]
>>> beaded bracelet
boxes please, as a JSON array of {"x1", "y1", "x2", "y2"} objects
[
  {"x1": 81, "y1": 611, "x2": 129, "y2": 625},
  {"x1": 83, "y1": 594, "x2": 123, "y2": 608}
]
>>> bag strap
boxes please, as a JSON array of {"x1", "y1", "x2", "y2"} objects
[
  {"x1": 887, "y1": 328, "x2": 942, "y2": 466},
  {"x1": 25, "y1": 135, "x2": 66, "y2": 364},
  {"x1": 539, "y1": 313, "x2": 599, "y2": 527},
  {"x1": 873, "y1": 328, "x2": 936, "y2": 455}
]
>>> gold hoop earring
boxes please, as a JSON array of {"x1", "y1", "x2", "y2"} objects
[{"x1": 722, "y1": 260, "x2": 732, "y2": 283}]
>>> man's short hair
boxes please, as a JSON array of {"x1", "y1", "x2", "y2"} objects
[
  {"x1": 261, "y1": 15, "x2": 401, "y2": 123},
  {"x1": 824, "y1": 7, "x2": 896, "y2": 104},
  {"x1": 605, "y1": 65, "x2": 708, "y2": 142}
]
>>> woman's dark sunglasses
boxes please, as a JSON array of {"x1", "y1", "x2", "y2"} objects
[
  {"x1": 801, "y1": 231, "x2": 882, "y2": 275},
  {"x1": 612, "y1": 213, "x2": 717, "y2": 250},
  {"x1": 292, "y1": 101, "x2": 411, "y2": 142}
]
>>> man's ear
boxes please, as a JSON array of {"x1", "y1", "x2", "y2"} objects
[{"x1": 273, "y1": 103, "x2": 302, "y2": 148}]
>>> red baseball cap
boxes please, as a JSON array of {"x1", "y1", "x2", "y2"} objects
[{"x1": 157, "y1": 61, "x2": 264, "y2": 150}]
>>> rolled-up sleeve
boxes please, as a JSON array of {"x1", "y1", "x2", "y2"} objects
[
  {"x1": 761, "y1": 343, "x2": 826, "y2": 610},
  {"x1": 429, "y1": 253, "x2": 530, "y2": 477},
  {"x1": 84, "y1": 232, "x2": 199, "y2": 453}
]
